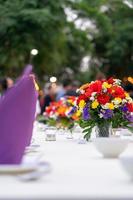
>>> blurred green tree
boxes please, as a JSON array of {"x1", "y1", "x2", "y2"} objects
[
  {"x1": 0, "y1": 0, "x2": 90, "y2": 79},
  {"x1": 0, "y1": 0, "x2": 132, "y2": 80},
  {"x1": 74, "y1": 0, "x2": 133, "y2": 79}
]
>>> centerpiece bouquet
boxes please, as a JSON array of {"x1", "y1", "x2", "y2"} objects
[
  {"x1": 44, "y1": 96, "x2": 79, "y2": 131},
  {"x1": 74, "y1": 78, "x2": 133, "y2": 140}
]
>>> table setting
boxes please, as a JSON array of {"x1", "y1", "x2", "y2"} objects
[
  {"x1": 0, "y1": 74, "x2": 133, "y2": 200},
  {"x1": 1, "y1": 121, "x2": 133, "y2": 200}
]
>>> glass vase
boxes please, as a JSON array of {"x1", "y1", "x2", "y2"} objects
[
  {"x1": 65, "y1": 127, "x2": 74, "y2": 139},
  {"x1": 95, "y1": 122, "x2": 112, "y2": 137}
]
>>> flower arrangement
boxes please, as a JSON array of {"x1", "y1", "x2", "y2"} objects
[
  {"x1": 74, "y1": 78, "x2": 133, "y2": 140},
  {"x1": 44, "y1": 96, "x2": 79, "y2": 130}
]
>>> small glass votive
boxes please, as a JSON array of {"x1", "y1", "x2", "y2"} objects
[
  {"x1": 112, "y1": 128, "x2": 122, "y2": 137},
  {"x1": 45, "y1": 127, "x2": 56, "y2": 141}
]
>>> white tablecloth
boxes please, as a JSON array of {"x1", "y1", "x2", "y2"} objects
[{"x1": 1, "y1": 124, "x2": 133, "y2": 200}]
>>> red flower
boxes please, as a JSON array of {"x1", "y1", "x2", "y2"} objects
[
  {"x1": 97, "y1": 94, "x2": 110, "y2": 105},
  {"x1": 127, "y1": 103, "x2": 133, "y2": 112},
  {"x1": 107, "y1": 77, "x2": 115, "y2": 84},
  {"x1": 84, "y1": 88, "x2": 93, "y2": 98},
  {"x1": 89, "y1": 80, "x2": 102, "y2": 93},
  {"x1": 45, "y1": 106, "x2": 53, "y2": 116},
  {"x1": 108, "y1": 86, "x2": 125, "y2": 99},
  {"x1": 82, "y1": 80, "x2": 103, "y2": 98},
  {"x1": 68, "y1": 96, "x2": 76, "y2": 101},
  {"x1": 77, "y1": 94, "x2": 88, "y2": 104}
]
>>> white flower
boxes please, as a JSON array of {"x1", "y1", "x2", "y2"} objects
[
  {"x1": 92, "y1": 92, "x2": 97, "y2": 96},
  {"x1": 76, "y1": 89, "x2": 80, "y2": 93},
  {"x1": 103, "y1": 88, "x2": 107, "y2": 93},
  {"x1": 90, "y1": 92, "x2": 97, "y2": 101},
  {"x1": 114, "y1": 104, "x2": 119, "y2": 108},
  {"x1": 65, "y1": 110, "x2": 69, "y2": 116},
  {"x1": 90, "y1": 96, "x2": 95, "y2": 101},
  {"x1": 76, "y1": 89, "x2": 85, "y2": 94},
  {"x1": 50, "y1": 113, "x2": 57, "y2": 119},
  {"x1": 112, "y1": 99, "x2": 121, "y2": 105},
  {"x1": 114, "y1": 79, "x2": 121, "y2": 85},
  {"x1": 81, "y1": 90, "x2": 85, "y2": 94},
  {"x1": 73, "y1": 101, "x2": 77, "y2": 106},
  {"x1": 102, "y1": 104, "x2": 108, "y2": 109},
  {"x1": 126, "y1": 97, "x2": 133, "y2": 103},
  {"x1": 65, "y1": 111, "x2": 71, "y2": 118},
  {"x1": 101, "y1": 105, "x2": 105, "y2": 109},
  {"x1": 99, "y1": 113, "x2": 103, "y2": 118},
  {"x1": 122, "y1": 99, "x2": 127, "y2": 104}
]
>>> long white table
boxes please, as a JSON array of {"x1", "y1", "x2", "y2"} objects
[{"x1": 1, "y1": 125, "x2": 133, "y2": 200}]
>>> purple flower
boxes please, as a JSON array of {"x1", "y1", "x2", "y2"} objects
[
  {"x1": 83, "y1": 103, "x2": 90, "y2": 120},
  {"x1": 100, "y1": 109, "x2": 113, "y2": 119},
  {"x1": 124, "y1": 113, "x2": 133, "y2": 122},
  {"x1": 68, "y1": 106, "x2": 77, "y2": 116},
  {"x1": 120, "y1": 105, "x2": 128, "y2": 112}
]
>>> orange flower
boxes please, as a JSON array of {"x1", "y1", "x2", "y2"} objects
[
  {"x1": 79, "y1": 83, "x2": 90, "y2": 91},
  {"x1": 71, "y1": 114, "x2": 79, "y2": 120}
]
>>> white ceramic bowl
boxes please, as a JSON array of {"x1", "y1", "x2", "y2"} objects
[
  {"x1": 93, "y1": 138, "x2": 129, "y2": 158},
  {"x1": 120, "y1": 157, "x2": 133, "y2": 180}
]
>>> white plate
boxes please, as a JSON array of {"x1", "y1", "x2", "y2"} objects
[
  {"x1": 17, "y1": 162, "x2": 51, "y2": 181},
  {"x1": 25, "y1": 145, "x2": 40, "y2": 154},
  {"x1": 0, "y1": 164, "x2": 37, "y2": 175},
  {"x1": 0, "y1": 161, "x2": 51, "y2": 175}
]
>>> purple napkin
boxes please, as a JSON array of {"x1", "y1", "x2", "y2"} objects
[
  {"x1": 0, "y1": 75, "x2": 37, "y2": 164},
  {"x1": 23, "y1": 64, "x2": 33, "y2": 75},
  {"x1": 14, "y1": 65, "x2": 33, "y2": 85}
]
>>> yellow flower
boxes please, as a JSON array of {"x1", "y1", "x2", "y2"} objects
[
  {"x1": 67, "y1": 99, "x2": 73, "y2": 105},
  {"x1": 91, "y1": 100, "x2": 99, "y2": 109},
  {"x1": 76, "y1": 110, "x2": 81, "y2": 117},
  {"x1": 113, "y1": 97, "x2": 122, "y2": 104},
  {"x1": 102, "y1": 82, "x2": 112, "y2": 89},
  {"x1": 108, "y1": 103, "x2": 114, "y2": 110},
  {"x1": 79, "y1": 100, "x2": 86, "y2": 109},
  {"x1": 125, "y1": 92, "x2": 129, "y2": 98}
]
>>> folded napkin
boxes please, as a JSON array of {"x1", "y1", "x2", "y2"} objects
[
  {"x1": 23, "y1": 64, "x2": 33, "y2": 75},
  {"x1": 0, "y1": 75, "x2": 37, "y2": 164},
  {"x1": 14, "y1": 65, "x2": 33, "y2": 86}
]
